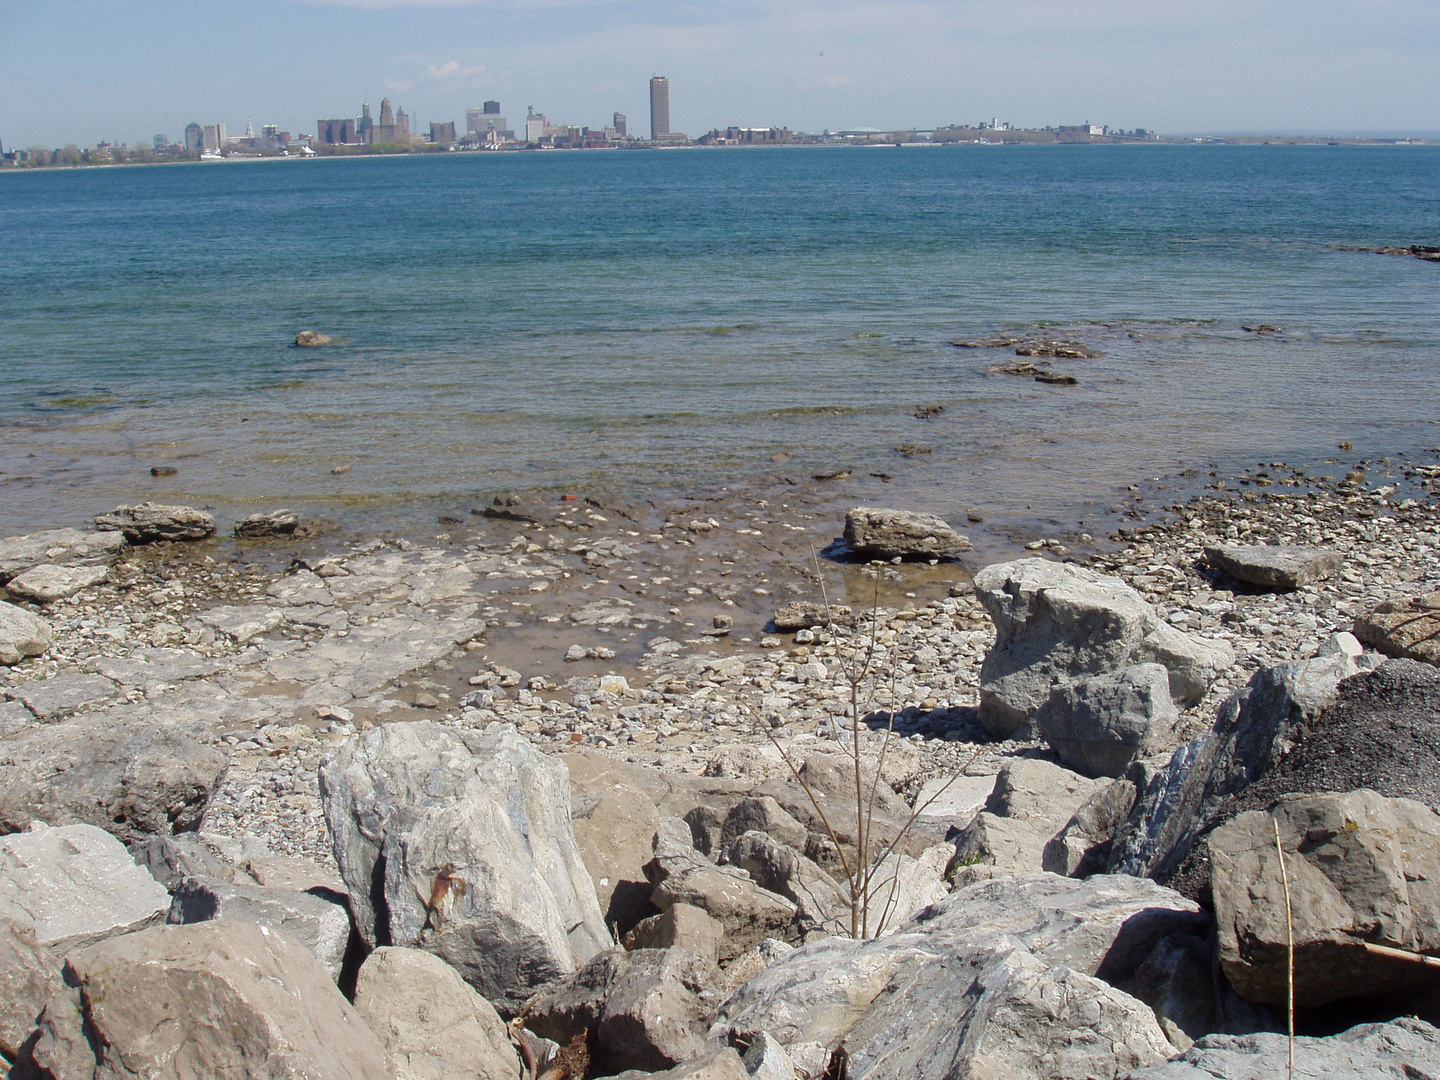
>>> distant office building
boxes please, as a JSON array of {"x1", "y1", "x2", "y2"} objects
[
  {"x1": 317, "y1": 117, "x2": 358, "y2": 145},
  {"x1": 649, "y1": 76, "x2": 670, "y2": 139},
  {"x1": 613, "y1": 112, "x2": 627, "y2": 138},
  {"x1": 467, "y1": 106, "x2": 510, "y2": 142},
  {"x1": 184, "y1": 123, "x2": 203, "y2": 150},
  {"x1": 262, "y1": 124, "x2": 279, "y2": 139},
  {"x1": 152, "y1": 134, "x2": 166, "y2": 151},
  {"x1": 525, "y1": 113, "x2": 547, "y2": 143},
  {"x1": 202, "y1": 123, "x2": 226, "y2": 150},
  {"x1": 359, "y1": 103, "x2": 374, "y2": 143},
  {"x1": 372, "y1": 98, "x2": 411, "y2": 144},
  {"x1": 430, "y1": 121, "x2": 457, "y2": 147}
]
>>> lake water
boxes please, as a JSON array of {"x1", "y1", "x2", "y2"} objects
[{"x1": 1, "y1": 144, "x2": 1437, "y2": 537}]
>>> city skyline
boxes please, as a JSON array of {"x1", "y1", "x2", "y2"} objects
[{"x1": 2, "y1": 0, "x2": 1437, "y2": 149}]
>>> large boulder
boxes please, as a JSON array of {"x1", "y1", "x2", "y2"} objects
[
  {"x1": 0, "y1": 916, "x2": 64, "y2": 1064},
  {"x1": 319, "y1": 721, "x2": 609, "y2": 1008},
  {"x1": 94, "y1": 501, "x2": 216, "y2": 542},
  {"x1": 0, "y1": 601, "x2": 51, "y2": 666},
  {"x1": 645, "y1": 836, "x2": 797, "y2": 963},
  {"x1": 22, "y1": 921, "x2": 395, "y2": 1079},
  {"x1": 1108, "y1": 651, "x2": 1365, "y2": 884},
  {"x1": 167, "y1": 875, "x2": 353, "y2": 981},
  {"x1": 0, "y1": 713, "x2": 228, "y2": 841},
  {"x1": 842, "y1": 508, "x2": 971, "y2": 560},
  {"x1": 570, "y1": 770, "x2": 662, "y2": 935},
  {"x1": 625, "y1": 903, "x2": 725, "y2": 962},
  {"x1": 1122, "y1": 1017, "x2": 1440, "y2": 1079},
  {"x1": 973, "y1": 558, "x2": 1234, "y2": 737},
  {"x1": 0, "y1": 527, "x2": 126, "y2": 583},
  {"x1": 947, "y1": 758, "x2": 1108, "y2": 885},
  {"x1": 0, "y1": 822, "x2": 170, "y2": 949},
  {"x1": 1355, "y1": 592, "x2": 1440, "y2": 665},
  {"x1": 527, "y1": 946, "x2": 725, "y2": 1074},
  {"x1": 353, "y1": 946, "x2": 520, "y2": 1080},
  {"x1": 724, "y1": 830, "x2": 851, "y2": 937},
  {"x1": 1203, "y1": 544, "x2": 1343, "y2": 590},
  {"x1": 1127, "y1": 658, "x2": 1440, "y2": 900},
  {"x1": 613, "y1": 1048, "x2": 750, "y2": 1080},
  {"x1": 1043, "y1": 778, "x2": 1138, "y2": 878},
  {"x1": 1035, "y1": 663, "x2": 1181, "y2": 778},
  {"x1": 714, "y1": 874, "x2": 1200, "y2": 1080},
  {"x1": 1211, "y1": 790, "x2": 1440, "y2": 1008}
]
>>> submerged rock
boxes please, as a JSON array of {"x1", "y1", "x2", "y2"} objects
[
  {"x1": 295, "y1": 330, "x2": 335, "y2": 347},
  {"x1": 235, "y1": 509, "x2": 300, "y2": 538}
]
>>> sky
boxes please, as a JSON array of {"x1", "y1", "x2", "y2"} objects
[{"x1": 1, "y1": 0, "x2": 1437, "y2": 148}]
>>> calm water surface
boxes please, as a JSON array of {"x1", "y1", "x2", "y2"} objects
[{"x1": 1, "y1": 145, "x2": 1437, "y2": 535}]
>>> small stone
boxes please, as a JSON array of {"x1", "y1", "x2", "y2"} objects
[{"x1": 235, "y1": 510, "x2": 299, "y2": 538}]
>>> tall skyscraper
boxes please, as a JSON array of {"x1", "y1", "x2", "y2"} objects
[
  {"x1": 184, "y1": 123, "x2": 203, "y2": 150},
  {"x1": 483, "y1": 101, "x2": 500, "y2": 115},
  {"x1": 649, "y1": 76, "x2": 670, "y2": 140},
  {"x1": 613, "y1": 112, "x2": 627, "y2": 138}
]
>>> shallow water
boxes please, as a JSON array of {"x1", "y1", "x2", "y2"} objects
[{"x1": 2, "y1": 145, "x2": 1437, "y2": 535}]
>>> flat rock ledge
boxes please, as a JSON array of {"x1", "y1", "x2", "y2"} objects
[{"x1": 1203, "y1": 545, "x2": 1343, "y2": 590}]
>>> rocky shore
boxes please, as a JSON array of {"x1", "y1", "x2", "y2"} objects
[{"x1": 3, "y1": 451, "x2": 1440, "y2": 1078}]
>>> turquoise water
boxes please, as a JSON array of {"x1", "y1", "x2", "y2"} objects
[{"x1": 1, "y1": 145, "x2": 1437, "y2": 533}]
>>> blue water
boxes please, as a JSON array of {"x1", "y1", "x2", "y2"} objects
[{"x1": 1, "y1": 145, "x2": 1437, "y2": 534}]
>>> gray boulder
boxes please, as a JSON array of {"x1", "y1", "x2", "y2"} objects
[
  {"x1": 0, "y1": 527, "x2": 125, "y2": 583},
  {"x1": 714, "y1": 874, "x2": 1197, "y2": 1080},
  {"x1": 724, "y1": 830, "x2": 850, "y2": 936},
  {"x1": 0, "y1": 916, "x2": 64, "y2": 1064},
  {"x1": 295, "y1": 330, "x2": 335, "y2": 347},
  {"x1": 354, "y1": 946, "x2": 520, "y2": 1080},
  {"x1": 947, "y1": 758, "x2": 1107, "y2": 885},
  {"x1": 625, "y1": 902, "x2": 725, "y2": 962},
  {"x1": 0, "y1": 601, "x2": 51, "y2": 666},
  {"x1": 1042, "y1": 778, "x2": 1138, "y2": 877},
  {"x1": 5, "y1": 563, "x2": 109, "y2": 604},
  {"x1": 1122, "y1": 1017, "x2": 1440, "y2": 1079},
  {"x1": 130, "y1": 832, "x2": 234, "y2": 891},
  {"x1": 1211, "y1": 790, "x2": 1440, "y2": 1008},
  {"x1": 842, "y1": 507, "x2": 971, "y2": 560},
  {"x1": 1108, "y1": 651, "x2": 1365, "y2": 883},
  {"x1": 167, "y1": 875, "x2": 352, "y2": 981},
  {"x1": 0, "y1": 712, "x2": 228, "y2": 841},
  {"x1": 973, "y1": 558, "x2": 1234, "y2": 738},
  {"x1": 94, "y1": 501, "x2": 216, "y2": 542},
  {"x1": 743, "y1": 1031, "x2": 799, "y2": 1080},
  {"x1": 1036, "y1": 663, "x2": 1180, "y2": 778},
  {"x1": 527, "y1": 946, "x2": 725, "y2": 1074},
  {"x1": 235, "y1": 509, "x2": 300, "y2": 537},
  {"x1": 27, "y1": 921, "x2": 395, "y2": 1079},
  {"x1": 646, "y1": 837, "x2": 797, "y2": 962},
  {"x1": 1203, "y1": 544, "x2": 1344, "y2": 590},
  {"x1": 721, "y1": 797, "x2": 810, "y2": 853},
  {"x1": 0, "y1": 822, "x2": 170, "y2": 949},
  {"x1": 319, "y1": 721, "x2": 609, "y2": 1008}
]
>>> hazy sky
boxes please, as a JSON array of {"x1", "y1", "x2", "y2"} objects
[{"x1": 2, "y1": 0, "x2": 1436, "y2": 147}]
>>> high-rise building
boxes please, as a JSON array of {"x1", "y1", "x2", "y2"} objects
[
  {"x1": 317, "y1": 118, "x2": 358, "y2": 145},
  {"x1": 649, "y1": 76, "x2": 670, "y2": 140},
  {"x1": 430, "y1": 121, "x2": 457, "y2": 147},
  {"x1": 202, "y1": 123, "x2": 226, "y2": 151},
  {"x1": 467, "y1": 106, "x2": 510, "y2": 142},
  {"x1": 525, "y1": 114, "x2": 546, "y2": 143},
  {"x1": 184, "y1": 123, "x2": 203, "y2": 150},
  {"x1": 613, "y1": 112, "x2": 627, "y2": 138},
  {"x1": 359, "y1": 103, "x2": 374, "y2": 143}
]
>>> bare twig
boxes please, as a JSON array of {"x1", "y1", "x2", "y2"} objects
[
  {"x1": 1362, "y1": 942, "x2": 1440, "y2": 967},
  {"x1": 1272, "y1": 817, "x2": 1295, "y2": 1080}
]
